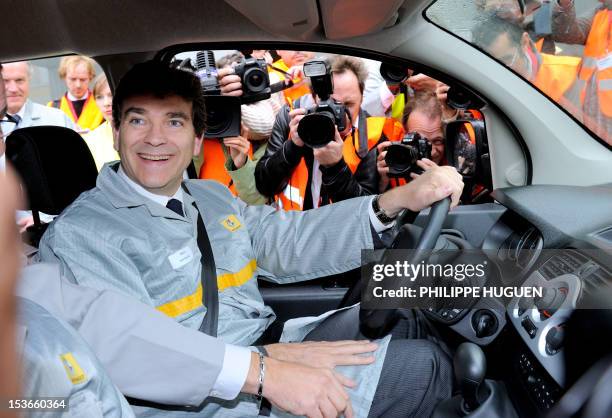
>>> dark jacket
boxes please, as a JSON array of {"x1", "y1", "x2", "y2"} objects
[{"x1": 255, "y1": 102, "x2": 380, "y2": 210}]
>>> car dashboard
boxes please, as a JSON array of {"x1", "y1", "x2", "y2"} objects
[{"x1": 477, "y1": 184, "x2": 612, "y2": 415}]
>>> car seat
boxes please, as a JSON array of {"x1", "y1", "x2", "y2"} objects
[{"x1": 5, "y1": 126, "x2": 98, "y2": 246}]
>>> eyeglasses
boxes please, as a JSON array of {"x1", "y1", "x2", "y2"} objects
[{"x1": 499, "y1": 47, "x2": 520, "y2": 68}]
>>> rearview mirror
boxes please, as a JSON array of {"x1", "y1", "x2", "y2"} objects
[{"x1": 445, "y1": 119, "x2": 492, "y2": 201}]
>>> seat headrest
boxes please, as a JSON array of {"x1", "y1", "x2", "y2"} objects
[{"x1": 6, "y1": 126, "x2": 98, "y2": 215}]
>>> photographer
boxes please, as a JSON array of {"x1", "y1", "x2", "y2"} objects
[
  {"x1": 377, "y1": 90, "x2": 446, "y2": 192},
  {"x1": 197, "y1": 51, "x2": 282, "y2": 205},
  {"x1": 255, "y1": 56, "x2": 405, "y2": 210}
]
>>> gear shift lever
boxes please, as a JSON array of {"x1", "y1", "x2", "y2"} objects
[
  {"x1": 433, "y1": 343, "x2": 517, "y2": 418},
  {"x1": 454, "y1": 343, "x2": 489, "y2": 413}
]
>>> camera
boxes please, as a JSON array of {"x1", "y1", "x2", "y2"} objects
[
  {"x1": 196, "y1": 50, "x2": 221, "y2": 94},
  {"x1": 296, "y1": 59, "x2": 348, "y2": 148},
  {"x1": 379, "y1": 62, "x2": 408, "y2": 85},
  {"x1": 445, "y1": 85, "x2": 485, "y2": 111},
  {"x1": 195, "y1": 51, "x2": 241, "y2": 138},
  {"x1": 384, "y1": 132, "x2": 432, "y2": 177},
  {"x1": 233, "y1": 57, "x2": 272, "y2": 104}
]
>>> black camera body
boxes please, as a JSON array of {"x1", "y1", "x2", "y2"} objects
[
  {"x1": 384, "y1": 132, "x2": 432, "y2": 177},
  {"x1": 233, "y1": 57, "x2": 271, "y2": 104},
  {"x1": 297, "y1": 60, "x2": 348, "y2": 148},
  {"x1": 195, "y1": 50, "x2": 241, "y2": 138}
]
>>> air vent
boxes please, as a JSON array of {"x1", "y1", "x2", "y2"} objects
[
  {"x1": 539, "y1": 250, "x2": 588, "y2": 280},
  {"x1": 516, "y1": 228, "x2": 543, "y2": 269},
  {"x1": 499, "y1": 226, "x2": 543, "y2": 271},
  {"x1": 580, "y1": 263, "x2": 612, "y2": 299}
]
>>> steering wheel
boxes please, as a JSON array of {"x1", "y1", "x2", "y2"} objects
[{"x1": 357, "y1": 198, "x2": 452, "y2": 339}]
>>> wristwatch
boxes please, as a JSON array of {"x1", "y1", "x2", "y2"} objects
[{"x1": 372, "y1": 194, "x2": 397, "y2": 225}]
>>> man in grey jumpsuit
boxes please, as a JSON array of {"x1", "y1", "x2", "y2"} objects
[
  {"x1": 1, "y1": 79, "x2": 132, "y2": 418},
  {"x1": 39, "y1": 61, "x2": 463, "y2": 418}
]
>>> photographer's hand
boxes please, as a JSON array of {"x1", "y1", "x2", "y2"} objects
[
  {"x1": 288, "y1": 108, "x2": 307, "y2": 147},
  {"x1": 286, "y1": 65, "x2": 306, "y2": 84},
  {"x1": 223, "y1": 128, "x2": 250, "y2": 170},
  {"x1": 313, "y1": 129, "x2": 343, "y2": 167},
  {"x1": 218, "y1": 67, "x2": 243, "y2": 97},
  {"x1": 376, "y1": 141, "x2": 392, "y2": 192},
  {"x1": 435, "y1": 82, "x2": 459, "y2": 121},
  {"x1": 407, "y1": 74, "x2": 438, "y2": 91}
]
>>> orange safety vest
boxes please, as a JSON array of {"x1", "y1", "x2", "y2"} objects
[
  {"x1": 48, "y1": 92, "x2": 104, "y2": 132},
  {"x1": 269, "y1": 59, "x2": 312, "y2": 107},
  {"x1": 198, "y1": 138, "x2": 252, "y2": 195},
  {"x1": 576, "y1": 9, "x2": 612, "y2": 116},
  {"x1": 277, "y1": 117, "x2": 404, "y2": 210},
  {"x1": 533, "y1": 53, "x2": 582, "y2": 103}
]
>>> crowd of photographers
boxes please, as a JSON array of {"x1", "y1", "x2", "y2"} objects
[
  {"x1": 183, "y1": 49, "x2": 471, "y2": 211},
  {"x1": 1, "y1": 49, "x2": 474, "y2": 237}
]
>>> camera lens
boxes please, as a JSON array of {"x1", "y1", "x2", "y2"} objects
[
  {"x1": 380, "y1": 62, "x2": 408, "y2": 84},
  {"x1": 203, "y1": 96, "x2": 241, "y2": 138},
  {"x1": 244, "y1": 68, "x2": 267, "y2": 92},
  {"x1": 297, "y1": 112, "x2": 336, "y2": 148},
  {"x1": 206, "y1": 108, "x2": 231, "y2": 136},
  {"x1": 446, "y1": 87, "x2": 471, "y2": 110},
  {"x1": 385, "y1": 145, "x2": 418, "y2": 176}
]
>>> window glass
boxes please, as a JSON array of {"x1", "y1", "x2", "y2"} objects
[{"x1": 426, "y1": 0, "x2": 612, "y2": 146}]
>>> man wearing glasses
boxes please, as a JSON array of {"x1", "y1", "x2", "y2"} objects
[{"x1": 471, "y1": 15, "x2": 581, "y2": 103}]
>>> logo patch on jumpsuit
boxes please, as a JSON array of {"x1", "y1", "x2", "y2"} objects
[
  {"x1": 60, "y1": 352, "x2": 87, "y2": 385},
  {"x1": 220, "y1": 215, "x2": 241, "y2": 232}
]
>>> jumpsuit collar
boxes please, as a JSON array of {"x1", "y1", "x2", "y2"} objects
[{"x1": 97, "y1": 162, "x2": 192, "y2": 221}]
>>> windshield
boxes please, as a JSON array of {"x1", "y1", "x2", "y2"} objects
[{"x1": 426, "y1": 0, "x2": 612, "y2": 146}]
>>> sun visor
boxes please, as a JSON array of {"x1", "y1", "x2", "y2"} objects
[
  {"x1": 319, "y1": 0, "x2": 404, "y2": 40},
  {"x1": 224, "y1": 0, "x2": 320, "y2": 40}
]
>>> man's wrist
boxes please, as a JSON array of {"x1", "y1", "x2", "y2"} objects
[
  {"x1": 378, "y1": 188, "x2": 404, "y2": 217},
  {"x1": 371, "y1": 194, "x2": 397, "y2": 225},
  {"x1": 242, "y1": 351, "x2": 262, "y2": 395},
  {"x1": 381, "y1": 182, "x2": 425, "y2": 213},
  {"x1": 256, "y1": 352, "x2": 265, "y2": 402}
]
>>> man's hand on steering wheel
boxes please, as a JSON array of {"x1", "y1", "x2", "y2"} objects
[
  {"x1": 378, "y1": 160, "x2": 464, "y2": 217},
  {"x1": 358, "y1": 162, "x2": 463, "y2": 338}
]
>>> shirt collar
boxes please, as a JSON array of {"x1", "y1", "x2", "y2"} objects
[
  {"x1": 117, "y1": 164, "x2": 184, "y2": 207},
  {"x1": 67, "y1": 90, "x2": 89, "y2": 101},
  {"x1": 9, "y1": 102, "x2": 27, "y2": 120}
]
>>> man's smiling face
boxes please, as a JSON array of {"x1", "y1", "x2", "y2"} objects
[{"x1": 114, "y1": 94, "x2": 202, "y2": 196}]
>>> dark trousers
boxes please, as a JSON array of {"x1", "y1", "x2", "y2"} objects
[{"x1": 304, "y1": 306, "x2": 453, "y2": 418}]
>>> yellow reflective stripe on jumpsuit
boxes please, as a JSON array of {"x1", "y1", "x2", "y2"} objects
[{"x1": 156, "y1": 259, "x2": 258, "y2": 318}]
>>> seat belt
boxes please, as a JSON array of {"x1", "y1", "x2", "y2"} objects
[{"x1": 182, "y1": 183, "x2": 219, "y2": 337}]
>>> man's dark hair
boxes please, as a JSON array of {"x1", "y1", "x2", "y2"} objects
[
  {"x1": 112, "y1": 60, "x2": 206, "y2": 137},
  {"x1": 471, "y1": 14, "x2": 524, "y2": 51},
  {"x1": 331, "y1": 55, "x2": 368, "y2": 95}
]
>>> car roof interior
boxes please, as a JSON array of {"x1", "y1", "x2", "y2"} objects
[
  {"x1": 0, "y1": 0, "x2": 423, "y2": 61},
  {"x1": 2, "y1": 0, "x2": 610, "y2": 187}
]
